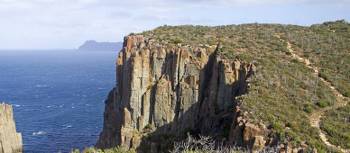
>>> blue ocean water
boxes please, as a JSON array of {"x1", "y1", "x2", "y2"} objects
[{"x1": 0, "y1": 50, "x2": 116, "y2": 153}]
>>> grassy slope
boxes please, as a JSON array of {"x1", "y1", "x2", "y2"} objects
[
  {"x1": 321, "y1": 105, "x2": 350, "y2": 149},
  {"x1": 138, "y1": 21, "x2": 349, "y2": 152},
  {"x1": 282, "y1": 20, "x2": 350, "y2": 150},
  {"x1": 283, "y1": 20, "x2": 350, "y2": 97}
]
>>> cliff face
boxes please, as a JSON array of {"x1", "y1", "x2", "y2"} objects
[
  {"x1": 0, "y1": 103, "x2": 22, "y2": 153},
  {"x1": 96, "y1": 35, "x2": 261, "y2": 151}
]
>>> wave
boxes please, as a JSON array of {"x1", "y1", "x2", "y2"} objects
[
  {"x1": 35, "y1": 84, "x2": 49, "y2": 88},
  {"x1": 63, "y1": 125, "x2": 72, "y2": 129},
  {"x1": 32, "y1": 131, "x2": 47, "y2": 136}
]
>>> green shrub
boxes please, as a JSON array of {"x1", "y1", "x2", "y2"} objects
[
  {"x1": 172, "y1": 38, "x2": 183, "y2": 44},
  {"x1": 72, "y1": 147, "x2": 136, "y2": 153},
  {"x1": 303, "y1": 104, "x2": 313, "y2": 113},
  {"x1": 316, "y1": 100, "x2": 329, "y2": 108}
]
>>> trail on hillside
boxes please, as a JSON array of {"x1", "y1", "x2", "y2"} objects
[{"x1": 281, "y1": 38, "x2": 349, "y2": 153}]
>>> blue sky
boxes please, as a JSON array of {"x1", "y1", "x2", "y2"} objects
[{"x1": 0, "y1": 0, "x2": 349, "y2": 49}]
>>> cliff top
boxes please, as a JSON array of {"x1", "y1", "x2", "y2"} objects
[{"x1": 0, "y1": 103, "x2": 13, "y2": 111}]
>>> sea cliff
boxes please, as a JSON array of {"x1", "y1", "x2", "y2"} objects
[
  {"x1": 96, "y1": 21, "x2": 350, "y2": 153},
  {"x1": 96, "y1": 35, "x2": 271, "y2": 152},
  {"x1": 0, "y1": 103, "x2": 22, "y2": 153}
]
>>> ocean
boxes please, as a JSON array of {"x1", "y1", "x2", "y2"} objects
[{"x1": 0, "y1": 50, "x2": 116, "y2": 153}]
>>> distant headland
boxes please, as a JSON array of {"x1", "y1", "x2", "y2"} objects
[{"x1": 78, "y1": 40, "x2": 122, "y2": 51}]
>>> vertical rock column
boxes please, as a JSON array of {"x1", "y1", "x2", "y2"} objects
[
  {"x1": 0, "y1": 103, "x2": 23, "y2": 153},
  {"x1": 97, "y1": 34, "x2": 257, "y2": 151}
]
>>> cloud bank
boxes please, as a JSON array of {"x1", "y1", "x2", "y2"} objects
[{"x1": 0, "y1": 0, "x2": 349, "y2": 49}]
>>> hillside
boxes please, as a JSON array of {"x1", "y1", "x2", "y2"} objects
[{"x1": 96, "y1": 20, "x2": 350, "y2": 153}]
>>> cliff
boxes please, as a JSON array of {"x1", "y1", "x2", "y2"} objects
[
  {"x1": 97, "y1": 21, "x2": 350, "y2": 152},
  {"x1": 0, "y1": 103, "x2": 22, "y2": 153},
  {"x1": 96, "y1": 35, "x2": 269, "y2": 152}
]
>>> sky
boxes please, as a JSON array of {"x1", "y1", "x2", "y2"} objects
[{"x1": 0, "y1": 0, "x2": 349, "y2": 49}]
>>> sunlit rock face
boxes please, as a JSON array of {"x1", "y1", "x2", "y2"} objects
[
  {"x1": 0, "y1": 103, "x2": 22, "y2": 153},
  {"x1": 97, "y1": 35, "x2": 258, "y2": 152}
]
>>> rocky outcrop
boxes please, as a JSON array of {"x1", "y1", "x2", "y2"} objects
[
  {"x1": 96, "y1": 35, "x2": 261, "y2": 152},
  {"x1": 0, "y1": 103, "x2": 22, "y2": 153}
]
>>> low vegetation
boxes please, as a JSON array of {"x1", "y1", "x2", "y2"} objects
[
  {"x1": 283, "y1": 20, "x2": 350, "y2": 97},
  {"x1": 72, "y1": 147, "x2": 136, "y2": 153},
  {"x1": 171, "y1": 135, "x2": 281, "y2": 153},
  {"x1": 320, "y1": 104, "x2": 350, "y2": 149}
]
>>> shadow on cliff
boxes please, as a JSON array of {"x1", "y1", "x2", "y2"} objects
[{"x1": 136, "y1": 48, "x2": 252, "y2": 153}]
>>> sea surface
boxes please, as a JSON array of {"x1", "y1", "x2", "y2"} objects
[{"x1": 0, "y1": 50, "x2": 116, "y2": 153}]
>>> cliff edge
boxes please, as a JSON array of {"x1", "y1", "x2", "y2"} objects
[{"x1": 0, "y1": 103, "x2": 22, "y2": 153}]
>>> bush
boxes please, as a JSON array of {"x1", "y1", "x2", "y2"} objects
[
  {"x1": 316, "y1": 100, "x2": 329, "y2": 108},
  {"x1": 171, "y1": 135, "x2": 280, "y2": 153},
  {"x1": 303, "y1": 105, "x2": 313, "y2": 113},
  {"x1": 72, "y1": 147, "x2": 136, "y2": 153}
]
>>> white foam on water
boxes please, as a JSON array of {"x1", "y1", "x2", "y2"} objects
[
  {"x1": 62, "y1": 124, "x2": 73, "y2": 129},
  {"x1": 32, "y1": 131, "x2": 47, "y2": 136},
  {"x1": 35, "y1": 84, "x2": 48, "y2": 88}
]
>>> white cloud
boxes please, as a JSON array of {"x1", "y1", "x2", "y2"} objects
[
  {"x1": 0, "y1": 0, "x2": 349, "y2": 49},
  {"x1": 181, "y1": 0, "x2": 350, "y2": 5}
]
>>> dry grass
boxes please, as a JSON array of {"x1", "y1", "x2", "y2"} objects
[{"x1": 171, "y1": 135, "x2": 281, "y2": 153}]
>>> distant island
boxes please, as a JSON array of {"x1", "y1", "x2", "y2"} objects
[{"x1": 78, "y1": 40, "x2": 123, "y2": 51}]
